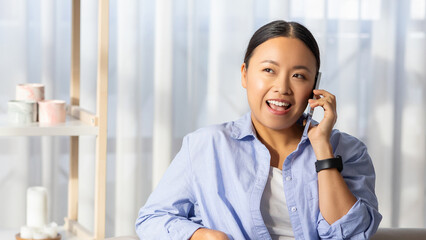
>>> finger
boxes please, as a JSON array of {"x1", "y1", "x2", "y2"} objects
[
  {"x1": 322, "y1": 101, "x2": 336, "y2": 114},
  {"x1": 322, "y1": 102, "x2": 338, "y2": 124},
  {"x1": 319, "y1": 100, "x2": 337, "y2": 118},
  {"x1": 313, "y1": 89, "x2": 336, "y2": 100},
  {"x1": 310, "y1": 98, "x2": 334, "y2": 108},
  {"x1": 310, "y1": 94, "x2": 336, "y2": 105},
  {"x1": 310, "y1": 100, "x2": 338, "y2": 125},
  {"x1": 309, "y1": 97, "x2": 329, "y2": 106},
  {"x1": 309, "y1": 97, "x2": 336, "y2": 111}
]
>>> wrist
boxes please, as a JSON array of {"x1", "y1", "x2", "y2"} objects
[{"x1": 311, "y1": 141, "x2": 334, "y2": 160}]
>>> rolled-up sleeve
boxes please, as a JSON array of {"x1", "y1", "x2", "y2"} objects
[
  {"x1": 135, "y1": 136, "x2": 203, "y2": 239},
  {"x1": 317, "y1": 132, "x2": 382, "y2": 239}
]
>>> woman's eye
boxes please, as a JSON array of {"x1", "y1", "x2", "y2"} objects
[
  {"x1": 293, "y1": 73, "x2": 305, "y2": 79},
  {"x1": 263, "y1": 68, "x2": 274, "y2": 73}
]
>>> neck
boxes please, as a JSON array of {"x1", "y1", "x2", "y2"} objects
[{"x1": 251, "y1": 116, "x2": 303, "y2": 151}]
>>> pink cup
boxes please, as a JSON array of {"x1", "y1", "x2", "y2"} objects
[
  {"x1": 38, "y1": 100, "x2": 66, "y2": 124},
  {"x1": 16, "y1": 83, "x2": 45, "y2": 102}
]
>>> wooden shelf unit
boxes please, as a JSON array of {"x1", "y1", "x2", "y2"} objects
[{"x1": 0, "y1": 1, "x2": 109, "y2": 239}]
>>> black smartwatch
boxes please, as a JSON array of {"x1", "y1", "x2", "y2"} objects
[{"x1": 315, "y1": 155, "x2": 343, "y2": 172}]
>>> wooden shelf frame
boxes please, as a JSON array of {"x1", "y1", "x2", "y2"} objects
[{"x1": 68, "y1": 0, "x2": 109, "y2": 240}]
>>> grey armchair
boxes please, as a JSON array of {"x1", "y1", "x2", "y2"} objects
[
  {"x1": 371, "y1": 228, "x2": 426, "y2": 240},
  {"x1": 106, "y1": 236, "x2": 138, "y2": 240}
]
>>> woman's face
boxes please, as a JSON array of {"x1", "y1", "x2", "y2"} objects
[{"x1": 241, "y1": 37, "x2": 317, "y2": 131}]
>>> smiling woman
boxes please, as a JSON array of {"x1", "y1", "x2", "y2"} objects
[
  {"x1": 241, "y1": 37, "x2": 316, "y2": 131},
  {"x1": 135, "y1": 20, "x2": 382, "y2": 240}
]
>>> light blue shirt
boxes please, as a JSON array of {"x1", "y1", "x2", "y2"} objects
[{"x1": 136, "y1": 112, "x2": 382, "y2": 239}]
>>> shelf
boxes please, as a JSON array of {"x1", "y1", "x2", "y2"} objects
[{"x1": 0, "y1": 114, "x2": 98, "y2": 137}]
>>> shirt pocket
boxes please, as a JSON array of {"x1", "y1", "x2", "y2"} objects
[{"x1": 304, "y1": 179, "x2": 319, "y2": 222}]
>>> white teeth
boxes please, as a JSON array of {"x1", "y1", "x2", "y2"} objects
[{"x1": 267, "y1": 100, "x2": 290, "y2": 107}]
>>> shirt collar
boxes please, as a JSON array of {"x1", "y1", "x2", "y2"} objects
[{"x1": 230, "y1": 112, "x2": 256, "y2": 140}]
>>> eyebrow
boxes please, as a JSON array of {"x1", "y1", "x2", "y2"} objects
[
  {"x1": 293, "y1": 65, "x2": 312, "y2": 73},
  {"x1": 261, "y1": 60, "x2": 312, "y2": 73},
  {"x1": 261, "y1": 60, "x2": 279, "y2": 66}
]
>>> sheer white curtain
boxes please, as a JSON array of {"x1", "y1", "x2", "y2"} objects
[{"x1": 0, "y1": 0, "x2": 425, "y2": 237}]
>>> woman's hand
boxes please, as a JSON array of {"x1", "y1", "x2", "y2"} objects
[
  {"x1": 307, "y1": 89, "x2": 337, "y2": 159},
  {"x1": 190, "y1": 228, "x2": 230, "y2": 240}
]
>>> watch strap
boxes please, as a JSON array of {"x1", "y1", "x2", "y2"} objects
[{"x1": 315, "y1": 155, "x2": 343, "y2": 172}]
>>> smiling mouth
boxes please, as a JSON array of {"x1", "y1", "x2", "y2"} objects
[{"x1": 266, "y1": 100, "x2": 292, "y2": 111}]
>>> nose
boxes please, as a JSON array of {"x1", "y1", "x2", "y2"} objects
[{"x1": 274, "y1": 75, "x2": 292, "y2": 95}]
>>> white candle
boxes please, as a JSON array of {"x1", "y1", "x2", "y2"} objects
[
  {"x1": 26, "y1": 187, "x2": 48, "y2": 228},
  {"x1": 20, "y1": 226, "x2": 34, "y2": 239}
]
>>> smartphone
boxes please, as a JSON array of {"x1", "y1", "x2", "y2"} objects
[{"x1": 302, "y1": 72, "x2": 322, "y2": 137}]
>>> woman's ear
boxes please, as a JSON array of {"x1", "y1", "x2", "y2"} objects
[{"x1": 241, "y1": 63, "x2": 247, "y2": 89}]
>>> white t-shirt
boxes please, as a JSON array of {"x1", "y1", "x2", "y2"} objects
[{"x1": 260, "y1": 167, "x2": 295, "y2": 240}]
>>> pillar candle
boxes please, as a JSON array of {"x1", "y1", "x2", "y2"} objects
[
  {"x1": 16, "y1": 83, "x2": 45, "y2": 102},
  {"x1": 26, "y1": 187, "x2": 48, "y2": 228},
  {"x1": 8, "y1": 100, "x2": 37, "y2": 124},
  {"x1": 38, "y1": 100, "x2": 66, "y2": 124}
]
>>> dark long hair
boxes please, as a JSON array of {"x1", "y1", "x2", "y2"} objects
[{"x1": 243, "y1": 20, "x2": 320, "y2": 73}]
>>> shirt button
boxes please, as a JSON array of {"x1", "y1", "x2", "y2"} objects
[
  {"x1": 285, "y1": 176, "x2": 292, "y2": 181},
  {"x1": 291, "y1": 207, "x2": 297, "y2": 212}
]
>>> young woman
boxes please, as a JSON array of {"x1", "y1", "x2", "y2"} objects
[{"x1": 136, "y1": 20, "x2": 382, "y2": 240}]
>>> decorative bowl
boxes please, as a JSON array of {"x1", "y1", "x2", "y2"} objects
[{"x1": 15, "y1": 233, "x2": 61, "y2": 240}]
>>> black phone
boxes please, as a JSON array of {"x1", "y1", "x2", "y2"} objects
[
  {"x1": 310, "y1": 72, "x2": 322, "y2": 99},
  {"x1": 303, "y1": 72, "x2": 322, "y2": 136}
]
